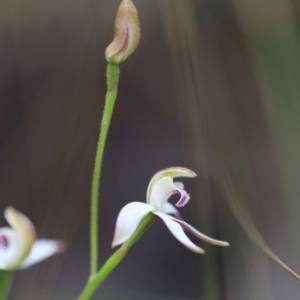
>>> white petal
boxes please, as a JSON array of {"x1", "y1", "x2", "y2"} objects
[
  {"x1": 153, "y1": 212, "x2": 204, "y2": 254},
  {"x1": 150, "y1": 177, "x2": 174, "y2": 210},
  {"x1": 0, "y1": 207, "x2": 36, "y2": 270},
  {"x1": 171, "y1": 217, "x2": 229, "y2": 247},
  {"x1": 146, "y1": 167, "x2": 196, "y2": 204},
  {"x1": 150, "y1": 177, "x2": 190, "y2": 211},
  {"x1": 163, "y1": 202, "x2": 182, "y2": 219},
  {"x1": 20, "y1": 239, "x2": 65, "y2": 269},
  {"x1": 112, "y1": 202, "x2": 154, "y2": 248},
  {"x1": 174, "y1": 182, "x2": 184, "y2": 189}
]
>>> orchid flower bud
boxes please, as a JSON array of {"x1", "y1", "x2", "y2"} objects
[{"x1": 105, "y1": 0, "x2": 140, "y2": 64}]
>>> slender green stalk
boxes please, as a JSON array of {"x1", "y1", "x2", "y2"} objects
[
  {"x1": 0, "y1": 271, "x2": 11, "y2": 300},
  {"x1": 90, "y1": 63, "x2": 120, "y2": 276},
  {"x1": 78, "y1": 213, "x2": 155, "y2": 300}
]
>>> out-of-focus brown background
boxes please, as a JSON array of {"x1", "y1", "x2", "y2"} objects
[{"x1": 1, "y1": 0, "x2": 300, "y2": 299}]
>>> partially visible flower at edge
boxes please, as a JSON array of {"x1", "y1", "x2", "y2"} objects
[
  {"x1": 112, "y1": 167, "x2": 229, "y2": 253},
  {"x1": 105, "y1": 0, "x2": 140, "y2": 64},
  {"x1": 0, "y1": 207, "x2": 65, "y2": 271}
]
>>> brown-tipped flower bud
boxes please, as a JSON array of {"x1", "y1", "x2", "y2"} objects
[{"x1": 105, "y1": 0, "x2": 140, "y2": 64}]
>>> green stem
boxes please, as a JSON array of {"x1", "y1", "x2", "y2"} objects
[
  {"x1": 78, "y1": 213, "x2": 155, "y2": 300},
  {"x1": 0, "y1": 271, "x2": 11, "y2": 300},
  {"x1": 90, "y1": 63, "x2": 120, "y2": 276}
]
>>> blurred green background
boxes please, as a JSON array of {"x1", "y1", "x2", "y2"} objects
[{"x1": 1, "y1": 0, "x2": 300, "y2": 299}]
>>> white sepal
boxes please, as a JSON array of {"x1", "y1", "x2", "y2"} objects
[
  {"x1": 153, "y1": 212, "x2": 205, "y2": 254},
  {"x1": 112, "y1": 202, "x2": 154, "y2": 248},
  {"x1": 20, "y1": 239, "x2": 66, "y2": 269},
  {"x1": 170, "y1": 217, "x2": 229, "y2": 247}
]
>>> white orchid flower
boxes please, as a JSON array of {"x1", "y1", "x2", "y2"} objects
[
  {"x1": 0, "y1": 207, "x2": 65, "y2": 270},
  {"x1": 112, "y1": 167, "x2": 229, "y2": 253}
]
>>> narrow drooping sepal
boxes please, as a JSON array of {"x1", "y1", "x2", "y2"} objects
[
  {"x1": 112, "y1": 202, "x2": 154, "y2": 248},
  {"x1": 153, "y1": 212, "x2": 205, "y2": 254},
  {"x1": 170, "y1": 217, "x2": 230, "y2": 247},
  {"x1": 105, "y1": 0, "x2": 140, "y2": 64}
]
